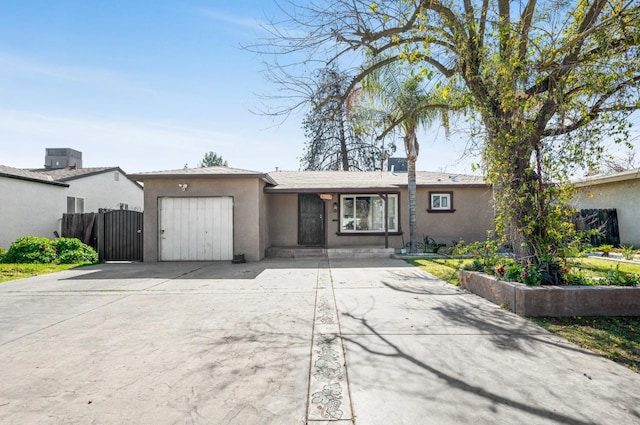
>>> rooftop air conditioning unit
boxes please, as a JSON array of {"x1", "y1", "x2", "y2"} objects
[
  {"x1": 387, "y1": 157, "x2": 408, "y2": 173},
  {"x1": 45, "y1": 148, "x2": 83, "y2": 169}
]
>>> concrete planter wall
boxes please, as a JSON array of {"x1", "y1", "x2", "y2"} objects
[{"x1": 459, "y1": 270, "x2": 640, "y2": 317}]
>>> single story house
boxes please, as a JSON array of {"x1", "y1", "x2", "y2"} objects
[
  {"x1": 0, "y1": 164, "x2": 143, "y2": 248},
  {"x1": 572, "y1": 168, "x2": 640, "y2": 246},
  {"x1": 128, "y1": 167, "x2": 494, "y2": 262}
]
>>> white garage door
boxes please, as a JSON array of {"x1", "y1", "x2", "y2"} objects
[{"x1": 159, "y1": 197, "x2": 233, "y2": 261}]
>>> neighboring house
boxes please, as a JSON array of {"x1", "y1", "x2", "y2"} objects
[
  {"x1": 0, "y1": 164, "x2": 143, "y2": 248},
  {"x1": 572, "y1": 168, "x2": 640, "y2": 246},
  {"x1": 128, "y1": 167, "x2": 494, "y2": 262}
]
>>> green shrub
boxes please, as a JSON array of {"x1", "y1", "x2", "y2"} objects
[
  {"x1": 0, "y1": 247, "x2": 6, "y2": 262},
  {"x1": 52, "y1": 238, "x2": 98, "y2": 264},
  {"x1": 603, "y1": 266, "x2": 640, "y2": 286},
  {"x1": 561, "y1": 240, "x2": 590, "y2": 258},
  {"x1": 3, "y1": 236, "x2": 97, "y2": 265},
  {"x1": 464, "y1": 258, "x2": 485, "y2": 272},
  {"x1": 495, "y1": 263, "x2": 542, "y2": 286},
  {"x1": 563, "y1": 268, "x2": 591, "y2": 286},
  {"x1": 421, "y1": 235, "x2": 447, "y2": 253},
  {"x1": 520, "y1": 266, "x2": 542, "y2": 286},
  {"x1": 458, "y1": 237, "x2": 502, "y2": 271},
  {"x1": 621, "y1": 245, "x2": 637, "y2": 261},
  {"x1": 597, "y1": 244, "x2": 614, "y2": 257},
  {"x1": 504, "y1": 264, "x2": 524, "y2": 282},
  {"x1": 3, "y1": 236, "x2": 58, "y2": 264}
]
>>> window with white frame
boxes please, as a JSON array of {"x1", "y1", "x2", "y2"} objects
[
  {"x1": 428, "y1": 192, "x2": 454, "y2": 212},
  {"x1": 340, "y1": 194, "x2": 398, "y2": 233},
  {"x1": 67, "y1": 196, "x2": 85, "y2": 213}
]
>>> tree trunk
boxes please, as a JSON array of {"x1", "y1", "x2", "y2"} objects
[
  {"x1": 405, "y1": 130, "x2": 419, "y2": 253},
  {"x1": 485, "y1": 118, "x2": 545, "y2": 265},
  {"x1": 339, "y1": 115, "x2": 349, "y2": 170}
]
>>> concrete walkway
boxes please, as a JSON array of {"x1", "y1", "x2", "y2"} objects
[{"x1": 0, "y1": 258, "x2": 638, "y2": 424}]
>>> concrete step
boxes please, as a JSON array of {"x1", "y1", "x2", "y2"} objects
[
  {"x1": 266, "y1": 246, "x2": 394, "y2": 259},
  {"x1": 328, "y1": 247, "x2": 394, "y2": 258},
  {"x1": 266, "y1": 247, "x2": 327, "y2": 258}
]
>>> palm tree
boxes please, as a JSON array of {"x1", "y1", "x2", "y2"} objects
[{"x1": 362, "y1": 70, "x2": 442, "y2": 253}]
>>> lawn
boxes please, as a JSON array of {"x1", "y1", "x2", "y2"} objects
[
  {"x1": 532, "y1": 316, "x2": 640, "y2": 373},
  {"x1": 408, "y1": 257, "x2": 640, "y2": 373},
  {"x1": 405, "y1": 258, "x2": 471, "y2": 285},
  {"x1": 0, "y1": 263, "x2": 81, "y2": 283},
  {"x1": 571, "y1": 256, "x2": 640, "y2": 274}
]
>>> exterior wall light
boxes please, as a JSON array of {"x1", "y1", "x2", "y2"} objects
[{"x1": 178, "y1": 183, "x2": 188, "y2": 191}]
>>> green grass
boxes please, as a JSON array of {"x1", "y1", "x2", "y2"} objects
[
  {"x1": 570, "y1": 257, "x2": 640, "y2": 274},
  {"x1": 0, "y1": 263, "x2": 82, "y2": 283},
  {"x1": 533, "y1": 316, "x2": 640, "y2": 373},
  {"x1": 406, "y1": 258, "x2": 473, "y2": 285},
  {"x1": 409, "y1": 258, "x2": 640, "y2": 373}
]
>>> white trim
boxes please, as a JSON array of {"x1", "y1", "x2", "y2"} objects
[
  {"x1": 430, "y1": 193, "x2": 451, "y2": 210},
  {"x1": 574, "y1": 168, "x2": 640, "y2": 187}
]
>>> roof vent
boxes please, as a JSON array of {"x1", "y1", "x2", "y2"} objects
[{"x1": 449, "y1": 175, "x2": 458, "y2": 182}]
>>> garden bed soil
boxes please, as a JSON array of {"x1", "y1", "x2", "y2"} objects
[{"x1": 459, "y1": 270, "x2": 640, "y2": 317}]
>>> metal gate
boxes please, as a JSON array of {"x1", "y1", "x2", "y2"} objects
[
  {"x1": 61, "y1": 210, "x2": 143, "y2": 261},
  {"x1": 102, "y1": 210, "x2": 143, "y2": 261}
]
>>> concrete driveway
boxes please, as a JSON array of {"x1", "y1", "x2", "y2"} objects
[{"x1": 0, "y1": 258, "x2": 638, "y2": 424}]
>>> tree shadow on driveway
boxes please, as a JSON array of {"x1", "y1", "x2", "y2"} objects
[{"x1": 340, "y1": 312, "x2": 625, "y2": 425}]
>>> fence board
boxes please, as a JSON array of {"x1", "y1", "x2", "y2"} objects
[{"x1": 573, "y1": 208, "x2": 620, "y2": 246}]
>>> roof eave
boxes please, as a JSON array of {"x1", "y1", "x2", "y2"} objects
[
  {"x1": 0, "y1": 173, "x2": 69, "y2": 187},
  {"x1": 264, "y1": 187, "x2": 400, "y2": 194},
  {"x1": 265, "y1": 183, "x2": 490, "y2": 193},
  {"x1": 128, "y1": 172, "x2": 273, "y2": 182},
  {"x1": 574, "y1": 169, "x2": 640, "y2": 187},
  {"x1": 56, "y1": 167, "x2": 122, "y2": 182}
]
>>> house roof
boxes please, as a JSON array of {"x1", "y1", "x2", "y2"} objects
[
  {"x1": 127, "y1": 167, "x2": 487, "y2": 192},
  {"x1": 574, "y1": 168, "x2": 640, "y2": 187},
  {"x1": 1, "y1": 165, "x2": 142, "y2": 189},
  {"x1": 0, "y1": 165, "x2": 69, "y2": 187},
  {"x1": 29, "y1": 166, "x2": 124, "y2": 182},
  {"x1": 264, "y1": 170, "x2": 487, "y2": 193},
  {"x1": 128, "y1": 166, "x2": 277, "y2": 184}
]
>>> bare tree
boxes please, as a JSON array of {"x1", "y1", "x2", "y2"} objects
[
  {"x1": 301, "y1": 65, "x2": 393, "y2": 170},
  {"x1": 599, "y1": 146, "x2": 639, "y2": 173}
]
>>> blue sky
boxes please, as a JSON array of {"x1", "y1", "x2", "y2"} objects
[{"x1": 0, "y1": 1, "x2": 503, "y2": 174}]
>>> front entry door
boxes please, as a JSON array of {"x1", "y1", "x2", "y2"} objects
[{"x1": 298, "y1": 194, "x2": 325, "y2": 246}]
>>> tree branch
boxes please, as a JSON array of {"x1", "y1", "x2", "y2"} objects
[
  {"x1": 518, "y1": 0, "x2": 537, "y2": 63},
  {"x1": 542, "y1": 75, "x2": 640, "y2": 137},
  {"x1": 526, "y1": 0, "x2": 609, "y2": 96},
  {"x1": 477, "y1": 0, "x2": 490, "y2": 50}
]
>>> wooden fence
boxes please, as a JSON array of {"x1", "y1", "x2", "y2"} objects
[
  {"x1": 61, "y1": 210, "x2": 143, "y2": 261},
  {"x1": 573, "y1": 208, "x2": 620, "y2": 247}
]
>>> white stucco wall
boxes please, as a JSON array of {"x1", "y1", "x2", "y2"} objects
[
  {"x1": 65, "y1": 170, "x2": 143, "y2": 213},
  {"x1": 572, "y1": 179, "x2": 640, "y2": 246},
  {"x1": 0, "y1": 178, "x2": 67, "y2": 248}
]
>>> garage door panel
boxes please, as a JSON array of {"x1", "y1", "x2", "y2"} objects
[
  {"x1": 159, "y1": 197, "x2": 233, "y2": 261},
  {"x1": 197, "y1": 199, "x2": 207, "y2": 261}
]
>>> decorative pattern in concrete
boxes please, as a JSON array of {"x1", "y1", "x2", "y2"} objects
[{"x1": 307, "y1": 271, "x2": 352, "y2": 422}]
